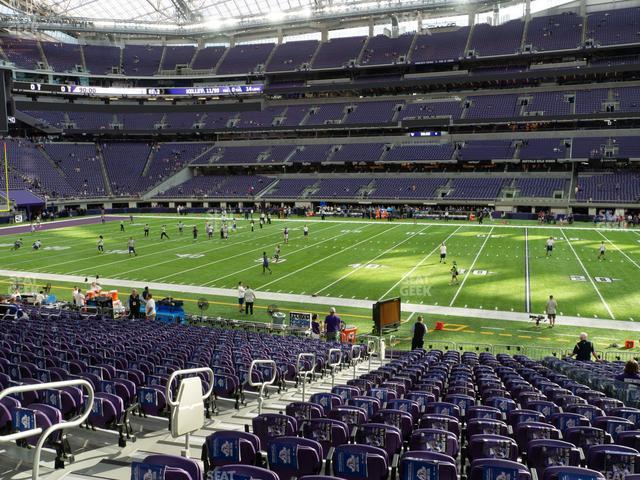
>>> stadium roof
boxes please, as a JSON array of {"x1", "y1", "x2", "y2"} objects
[{"x1": 0, "y1": 0, "x2": 580, "y2": 37}]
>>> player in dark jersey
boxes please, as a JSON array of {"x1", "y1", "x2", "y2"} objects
[
  {"x1": 262, "y1": 252, "x2": 272, "y2": 274},
  {"x1": 449, "y1": 261, "x2": 459, "y2": 285},
  {"x1": 143, "y1": 224, "x2": 150, "y2": 237}
]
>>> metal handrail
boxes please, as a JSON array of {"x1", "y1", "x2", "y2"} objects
[
  {"x1": 366, "y1": 338, "x2": 378, "y2": 372},
  {"x1": 165, "y1": 367, "x2": 215, "y2": 408},
  {"x1": 327, "y1": 348, "x2": 342, "y2": 388},
  {"x1": 351, "y1": 344, "x2": 362, "y2": 379},
  {"x1": 0, "y1": 379, "x2": 94, "y2": 480},
  {"x1": 296, "y1": 353, "x2": 316, "y2": 402},
  {"x1": 387, "y1": 334, "x2": 397, "y2": 363},
  {"x1": 165, "y1": 366, "x2": 215, "y2": 457},
  {"x1": 248, "y1": 360, "x2": 277, "y2": 415}
]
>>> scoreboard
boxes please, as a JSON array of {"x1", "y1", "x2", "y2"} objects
[{"x1": 13, "y1": 81, "x2": 264, "y2": 98}]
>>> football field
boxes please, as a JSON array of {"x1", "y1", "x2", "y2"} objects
[{"x1": 1, "y1": 214, "x2": 640, "y2": 350}]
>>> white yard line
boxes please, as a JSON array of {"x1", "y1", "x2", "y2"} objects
[
  {"x1": 3, "y1": 218, "x2": 178, "y2": 268},
  {"x1": 60, "y1": 223, "x2": 288, "y2": 275},
  {"x1": 256, "y1": 224, "x2": 395, "y2": 290},
  {"x1": 525, "y1": 227, "x2": 531, "y2": 313},
  {"x1": 148, "y1": 223, "x2": 340, "y2": 282},
  {"x1": 313, "y1": 225, "x2": 429, "y2": 295},
  {"x1": 378, "y1": 225, "x2": 464, "y2": 301},
  {"x1": 449, "y1": 226, "x2": 495, "y2": 307},
  {"x1": 201, "y1": 223, "x2": 377, "y2": 287},
  {"x1": 1, "y1": 267, "x2": 638, "y2": 332},
  {"x1": 596, "y1": 230, "x2": 640, "y2": 270},
  {"x1": 561, "y1": 229, "x2": 615, "y2": 320}
]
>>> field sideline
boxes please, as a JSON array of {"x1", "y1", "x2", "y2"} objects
[{"x1": 2, "y1": 213, "x2": 640, "y2": 349}]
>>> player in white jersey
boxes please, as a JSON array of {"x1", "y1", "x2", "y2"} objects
[
  {"x1": 274, "y1": 245, "x2": 281, "y2": 263},
  {"x1": 303, "y1": 225, "x2": 309, "y2": 238},
  {"x1": 598, "y1": 241, "x2": 606, "y2": 261},
  {"x1": 545, "y1": 237, "x2": 554, "y2": 257},
  {"x1": 439, "y1": 243, "x2": 447, "y2": 263},
  {"x1": 97, "y1": 235, "x2": 104, "y2": 253}
]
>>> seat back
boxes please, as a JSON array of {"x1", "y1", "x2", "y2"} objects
[
  {"x1": 285, "y1": 402, "x2": 324, "y2": 424},
  {"x1": 203, "y1": 431, "x2": 260, "y2": 469},
  {"x1": 542, "y1": 466, "x2": 605, "y2": 480},
  {"x1": 564, "y1": 426, "x2": 612, "y2": 450},
  {"x1": 526, "y1": 439, "x2": 581, "y2": 476},
  {"x1": 143, "y1": 454, "x2": 203, "y2": 480},
  {"x1": 469, "y1": 458, "x2": 531, "y2": 480},
  {"x1": 399, "y1": 451, "x2": 457, "y2": 480},
  {"x1": 267, "y1": 436, "x2": 323, "y2": 480},
  {"x1": 302, "y1": 418, "x2": 349, "y2": 459},
  {"x1": 355, "y1": 423, "x2": 402, "y2": 458},
  {"x1": 252, "y1": 413, "x2": 298, "y2": 448},
  {"x1": 587, "y1": 445, "x2": 640, "y2": 478},
  {"x1": 468, "y1": 434, "x2": 519, "y2": 462},
  {"x1": 332, "y1": 444, "x2": 389, "y2": 480},
  {"x1": 213, "y1": 465, "x2": 279, "y2": 480},
  {"x1": 409, "y1": 428, "x2": 459, "y2": 458}
]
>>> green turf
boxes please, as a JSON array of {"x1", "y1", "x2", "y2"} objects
[{"x1": 1, "y1": 214, "x2": 640, "y2": 354}]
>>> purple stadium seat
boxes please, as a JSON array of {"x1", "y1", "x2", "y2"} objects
[
  {"x1": 202, "y1": 431, "x2": 261, "y2": 470},
  {"x1": 142, "y1": 455, "x2": 202, "y2": 480},
  {"x1": 587, "y1": 445, "x2": 640, "y2": 477},
  {"x1": 302, "y1": 418, "x2": 349, "y2": 459},
  {"x1": 564, "y1": 426, "x2": 612, "y2": 450},
  {"x1": 526, "y1": 439, "x2": 581, "y2": 476},
  {"x1": 331, "y1": 444, "x2": 389, "y2": 480},
  {"x1": 467, "y1": 434, "x2": 518, "y2": 462},
  {"x1": 213, "y1": 465, "x2": 278, "y2": 480},
  {"x1": 409, "y1": 428, "x2": 459, "y2": 458},
  {"x1": 267, "y1": 436, "x2": 323, "y2": 480},
  {"x1": 285, "y1": 402, "x2": 324, "y2": 424},
  {"x1": 542, "y1": 467, "x2": 605, "y2": 480},
  {"x1": 309, "y1": 393, "x2": 342, "y2": 414},
  {"x1": 469, "y1": 459, "x2": 531, "y2": 480},
  {"x1": 355, "y1": 423, "x2": 402, "y2": 458},
  {"x1": 252, "y1": 413, "x2": 298, "y2": 448},
  {"x1": 328, "y1": 405, "x2": 368, "y2": 430},
  {"x1": 399, "y1": 451, "x2": 457, "y2": 480}
]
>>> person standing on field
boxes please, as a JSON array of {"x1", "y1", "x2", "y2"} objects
[
  {"x1": 411, "y1": 316, "x2": 427, "y2": 350},
  {"x1": 237, "y1": 282, "x2": 245, "y2": 313},
  {"x1": 546, "y1": 295, "x2": 557, "y2": 327},
  {"x1": 244, "y1": 286, "x2": 255, "y2": 315},
  {"x1": 145, "y1": 293, "x2": 156, "y2": 321}
]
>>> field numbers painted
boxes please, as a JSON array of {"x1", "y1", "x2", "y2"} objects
[
  {"x1": 472, "y1": 269, "x2": 488, "y2": 276},
  {"x1": 570, "y1": 275, "x2": 617, "y2": 283},
  {"x1": 176, "y1": 253, "x2": 204, "y2": 259},
  {"x1": 340, "y1": 229, "x2": 363, "y2": 234},
  {"x1": 348, "y1": 263, "x2": 383, "y2": 269},
  {"x1": 406, "y1": 232, "x2": 427, "y2": 236},
  {"x1": 594, "y1": 276, "x2": 614, "y2": 283},
  {"x1": 43, "y1": 246, "x2": 70, "y2": 251}
]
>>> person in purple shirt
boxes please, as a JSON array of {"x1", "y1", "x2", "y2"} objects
[{"x1": 324, "y1": 307, "x2": 342, "y2": 342}]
